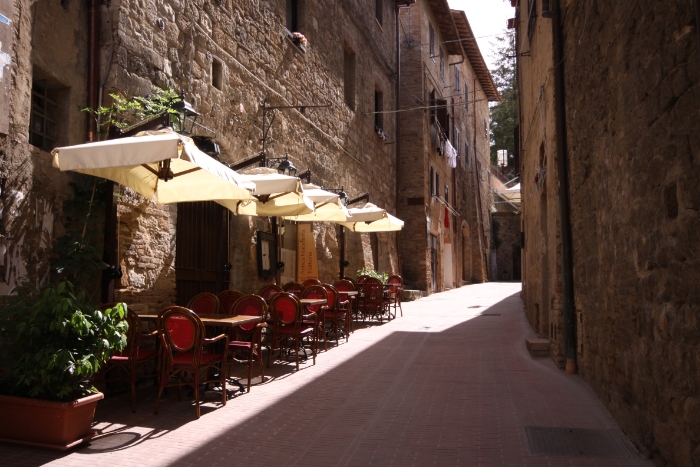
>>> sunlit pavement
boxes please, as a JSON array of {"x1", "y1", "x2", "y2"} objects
[{"x1": 1, "y1": 283, "x2": 652, "y2": 466}]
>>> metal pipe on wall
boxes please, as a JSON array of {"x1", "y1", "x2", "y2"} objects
[
  {"x1": 87, "y1": 0, "x2": 100, "y2": 142},
  {"x1": 551, "y1": 0, "x2": 577, "y2": 374}
]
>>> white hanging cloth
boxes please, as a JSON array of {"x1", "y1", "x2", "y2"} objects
[{"x1": 444, "y1": 139, "x2": 457, "y2": 168}]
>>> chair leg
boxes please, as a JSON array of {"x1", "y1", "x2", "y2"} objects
[
  {"x1": 194, "y1": 371, "x2": 201, "y2": 419},
  {"x1": 154, "y1": 383, "x2": 164, "y2": 415},
  {"x1": 294, "y1": 338, "x2": 300, "y2": 371},
  {"x1": 221, "y1": 363, "x2": 227, "y2": 406},
  {"x1": 267, "y1": 337, "x2": 275, "y2": 368},
  {"x1": 259, "y1": 348, "x2": 265, "y2": 385},
  {"x1": 247, "y1": 352, "x2": 253, "y2": 393}
]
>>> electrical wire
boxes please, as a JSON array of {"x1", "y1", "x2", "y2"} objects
[{"x1": 364, "y1": 97, "x2": 490, "y2": 115}]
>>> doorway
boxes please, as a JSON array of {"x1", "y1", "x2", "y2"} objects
[
  {"x1": 430, "y1": 234, "x2": 438, "y2": 292},
  {"x1": 175, "y1": 201, "x2": 228, "y2": 306},
  {"x1": 443, "y1": 243, "x2": 453, "y2": 289}
]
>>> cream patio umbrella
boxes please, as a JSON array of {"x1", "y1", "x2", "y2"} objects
[
  {"x1": 339, "y1": 203, "x2": 404, "y2": 232},
  {"x1": 51, "y1": 129, "x2": 255, "y2": 204},
  {"x1": 282, "y1": 184, "x2": 350, "y2": 222},
  {"x1": 217, "y1": 167, "x2": 315, "y2": 217}
]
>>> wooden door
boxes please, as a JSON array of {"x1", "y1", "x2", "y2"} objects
[{"x1": 175, "y1": 201, "x2": 228, "y2": 306}]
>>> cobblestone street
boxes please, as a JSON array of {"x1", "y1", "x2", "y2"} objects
[{"x1": 0, "y1": 283, "x2": 652, "y2": 466}]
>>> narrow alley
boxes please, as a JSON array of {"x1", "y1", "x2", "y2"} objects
[{"x1": 0, "y1": 284, "x2": 651, "y2": 467}]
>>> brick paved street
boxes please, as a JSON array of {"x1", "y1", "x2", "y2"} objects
[{"x1": 0, "y1": 283, "x2": 652, "y2": 466}]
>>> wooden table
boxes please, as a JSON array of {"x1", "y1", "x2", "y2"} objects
[
  {"x1": 138, "y1": 313, "x2": 262, "y2": 327},
  {"x1": 300, "y1": 298, "x2": 327, "y2": 306},
  {"x1": 341, "y1": 291, "x2": 358, "y2": 296}
]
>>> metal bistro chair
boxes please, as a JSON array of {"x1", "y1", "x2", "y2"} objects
[
  {"x1": 334, "y1": 279, "x2": 357, "y2": 333},
  {"x1": 155, "y1": 307, "x2": 228, "y2": 419},
  {"x1": 362, "y1": 277, "x2": 389, "y2": 323},
  {"x1": 386, "y1": 275, "x2": 404, "y2": 318},
  {"x1": 218, "y1": 290, "x2": 245, "y2": 315},
  {"x1": 301, "y1": 285, "x2": 329, "y2": 351},
  {"x1": 101, "y1": 303, "x2": 158, "y2": 412},
  {"x1": 322, "y1": 284, "x2": 350, "y2": 346},
  {"x1": 187, "y1": 292, "x2": 220, "y2": 315},
  {"x1": 302, "y1": 278, "x2": 322, "y2": 289},
  {"x1": 282, "y1": 282, "x2": 305, "y2": 297},
  {"x1": 268, "y1": 293, "x2": 317, "y2": 371},
  {"x1": 226, "y1": 295, "x2": 267, "y2": 392},
  {"x1": 258, "y1": 284, "x2": 283, "y2": 301}
]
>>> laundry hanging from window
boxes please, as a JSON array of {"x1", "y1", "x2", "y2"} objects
[{"x1": 443, "y1": 139, "x2": 457, "y2": 168}]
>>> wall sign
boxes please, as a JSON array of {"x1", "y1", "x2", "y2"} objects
[
  {"x1": 296, "y1": 224, "x2": 318, "y2": 282},
  {"x1": 256, "y1": 231, "x2": 277, "y2": 278}
]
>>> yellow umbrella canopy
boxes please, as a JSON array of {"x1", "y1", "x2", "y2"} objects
[
  {"x1": 339, "y1": 203, "x2": 404, "y2": 232},
  {"x1": 51, "y1": 130, "x2": 254, "y2": 204},
  {"x1": 283, "y1": 184, "x2": 350, "y2": 222},
  {"x1": 217, "y1": 168, "x2": 315, "y2": 217}
]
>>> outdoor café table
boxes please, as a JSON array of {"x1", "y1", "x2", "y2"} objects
[{"x1": 300, "y1": 298, "x2": 327, "y2": 306}]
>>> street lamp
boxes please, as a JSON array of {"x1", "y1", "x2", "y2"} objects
[
  {"x1": 171, "y1": 92, "x2": 200, "y2": 135},
  {"x1": 323, "y1": 186, "x2": 348, "y2": 206},
  {"x1": 274, "y1": 154, "x2": 298, "y2": 177}
]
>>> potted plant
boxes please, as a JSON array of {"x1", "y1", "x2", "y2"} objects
[{"x1": 0, "y1": 279, "x2": 128, "y2": 450}]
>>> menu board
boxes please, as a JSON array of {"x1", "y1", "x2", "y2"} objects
[{"x1": 296, "y1": 224, "x2": 318, "y2": 282}]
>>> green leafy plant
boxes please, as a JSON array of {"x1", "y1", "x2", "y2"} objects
[
  {"x1": 0, "y1": 280, "x2": 128, "y2": 402},
  {"x1": 83, "y1": 87, "x2": 181, "y2": 140},
  {"x1": 357, "y1": 267, "x2": 388, "y2": 284}
]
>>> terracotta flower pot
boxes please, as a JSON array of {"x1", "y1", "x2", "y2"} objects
[{"x1": 0, "y1": 392, "x2": 103, "y2": 451}]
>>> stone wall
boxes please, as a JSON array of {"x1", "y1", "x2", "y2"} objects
[
  {"x1": 493, "y1": 210, "x2": 520, "y2": 281},
  {"x1": 0, "y1": 0, "x2": 91, "y2": 294},
  {"x1": 107, "y1": 0, "x2": 400, "y2": 302},
  {"x1": 517, "y1": 0, "x2": 700, "y2": 464}
]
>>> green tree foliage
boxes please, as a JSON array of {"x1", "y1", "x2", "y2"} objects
[{"x1": 489, "y1": 31, "x2": 518, "y2": 170}]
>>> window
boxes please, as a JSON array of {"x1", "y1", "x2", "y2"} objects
[
  {"x1": 436, "y1": 172, "x2": 440, "y2": 197},
  {"x1": 454, "y1": 67, "x2": 460, "y2": 93},
  {"x1": 465, "y1": 142, "x2": 470, "y2": 167},
  {"x1": 375, "y1": 89, "x2": 384, "y2": 130},
  {"x1": 375, "y1": 0, "x2": 383, "y2": 26},
  {"x1": 436, "y1": 99, "x2": 449, "y2": 139},
  {"x1": 211, "y1": 58, "x2": 223, "y2": 91},
  {"x1": 429, "y1": 23, "x2": 435, "y2": 58},
  {"x1": 430, "y1": 166, "x2": 434, "y2": 195},
  {"x1": 30, "y1": 70, "x2": 67, "y2": 152},
  {"x1": 439, "y1": 47, "x2": 444, "y2": 80},
  {"x1": 344, "y1": 45, "x2": 356, "y2": 110},
  {"x1": 429, "y1": 89, "x2": 436, "y2": 123},
  {"x1": 444, "y1": 183, "x2": 449, "y2": 201},
  {"x1": 455, "y1": 129, "x2": 460, "y2": 161},
  {"x1": 464, "y1": 83, "x2": 469, "y2": 109},
  {"x1": 286, "y1": 0, "x2": 299, "y2": 32}
]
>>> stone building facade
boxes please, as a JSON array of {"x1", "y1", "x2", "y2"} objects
[
  {"x1": 513, "y1": 0, "x2": 700, "y2": 465},
  {"x1": 397, "y1": 2, "x2": 499, "y2": 293},
  {"x1": 0, "y1": 0, "x2": 406, "y2": 309}
]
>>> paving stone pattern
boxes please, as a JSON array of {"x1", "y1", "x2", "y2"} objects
[{"x1": 0, "y1": 283, "x2": 652, "y2": 466}]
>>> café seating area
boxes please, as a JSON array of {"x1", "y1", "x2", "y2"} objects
[{"x1": 100, "y1": 276, "x2": 403, "y2": 419}]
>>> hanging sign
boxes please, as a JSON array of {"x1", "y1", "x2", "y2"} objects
[{"x1": 296, "y1": 224, "x2": 318, "y2": 282}]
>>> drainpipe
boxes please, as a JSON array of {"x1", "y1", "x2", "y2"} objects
[
  {"x1": 550, "y1": 1, "x2": 577, "y2": 374},
  {"x1": 695, "y1": 0, "x2": 700, "y2": 57},
  {"x1": 87, "y1": 0, "x2": 100, "y2": 142},
  {"x1": 395, "y1": 2, "x2": 411, "y2": 278}
]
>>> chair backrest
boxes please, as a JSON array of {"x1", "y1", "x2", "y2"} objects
[
  {"x1": 341, "y1": 277, "x2": 357, "y2": 287},
  {"x1": 333, "y1": 279, "x2": 356, "y2": 292},
  {"x1": 386, "y1": 275, "x2": 403, "y2": 293},
  {"x1": 282, "y1": 282, "x2": 305, "y2": 297},
  {"x1": 301, "y1": 285, "x2": 328, "y2": 314},
  {"x1": 218, "y1": 290, "x2": 244, "y2": 315},
  {"x1": 158, "y1": 306, "x2": 205, "y2": 356},
  {"x1": 231, "y1": 295, "x2": 267, "y2": 333},
  {"x1": 302, "y1": 278, "x2": 322, "y2": 289},
  {"x1": 357, "y1": 275, "x2": 371, "y2": 285},
  {"x1": 187, "y1": 292, "x2": 220, "y2": 315},
  {"x1": 322, "y1": 284, "x2": 339, "y2": 312},
  {"x1": 258, "y1": 284, "x2": 283, "y2": 300},
  {"x1": 363, "y1": 277, "x2": 384, "y2": 300},
  {"x1": 269, "y1": 292, "x2": 302, "y2": 327}
]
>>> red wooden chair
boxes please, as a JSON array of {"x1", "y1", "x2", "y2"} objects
[
  {"x1": 187, "y1": 292, "x2": 220, "y2": 315},
  {"x1": 386, "y1": 275, "x2": 404, "y2": 318},
  {"x1": 334, "y1": 279, "x2": 357, "y2": 333},
  {"x1": 258, "y1": 284, "x2": 283, "y2": 301},
  {"x1": 302, "y1": 278, "x2": 322, "y2": 289},
  {"x1": 301, "y1": 285, "x2": 329, "y2": 351},
  {"x1": 267, "y1": 293, "x2": 317, "y2": 371},
  {"x1": 356, "y1": 275, "x2": 371, "y2": 285},
  {"x1": 101, "y1": 303, "x2": 158, "y2": 412},
  {"x1": 322, "y1": 284, "x2": 350, "y2": 346},
  {"x1": 226, "y1": 295, "x2": 267, "y2": 392},
  {"x1": 218, "y1": 290, "x2": 244, "y2": 315},
  {"x1": 282, "y1": 282, "x2": 304, "y2": 297},
  {"x1": 362, "y1": 277, "x2": 388, "y2": 323},
  {"x1": 155, "y1": 306, "x2": 228, "y2": 419}
]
